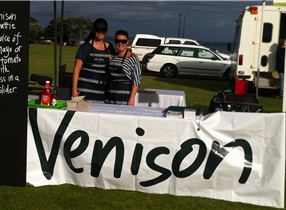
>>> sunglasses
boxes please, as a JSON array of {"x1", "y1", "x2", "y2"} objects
[
  {"x1": 115, "y1": 39, "x2": 128, "y2": 44},
  {"x1": 94, "y1": 27, "x2": 107, "y2": 32}
]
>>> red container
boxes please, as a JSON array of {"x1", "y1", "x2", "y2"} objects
[
  {"x1": 41, "y1": 81, "x2": 52, "y2": 105},
  {"x1": 235, "y1": 80, "x2": 248, "y2": 95}
]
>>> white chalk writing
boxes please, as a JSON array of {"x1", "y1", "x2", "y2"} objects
[
  {"x1": 0, "y1": 13, "x2": 22, "y2": 95},
  {"x1": 0, "y1": 13, "x2": 16, "y2": 21}
]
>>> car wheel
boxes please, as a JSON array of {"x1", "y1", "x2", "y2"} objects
[
  {"x1": 161, "y1": 64, "x2": 178, "y2": 78},
  {"x1": 224, "y1": 68, "x2": 232, "y2": 81}
]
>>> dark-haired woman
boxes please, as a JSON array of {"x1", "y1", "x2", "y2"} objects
[
  {"x1": 105, "y1": 30, "x2": 141, "y2": 105},
  {"x1": 276, "y1": 38, "x2": 285, "y2": 100},
  {"x1": 72, "y1": 18, "x2": 115, "y2": 102}
]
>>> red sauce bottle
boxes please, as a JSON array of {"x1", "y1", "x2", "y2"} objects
[
  {"x1": 41, "y1": 81, "x2": 52, "y2": 105},
  {"x1": 51, "y1": 90, "x2": 58, "y2": 106}
]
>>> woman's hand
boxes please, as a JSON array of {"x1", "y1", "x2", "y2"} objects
[
  {"x1": 72, "y1": 89, "x2": 78, "y2": 98},
  {"x1": 128, "y1": 98, "x2": 135, "y2": 106},
  {"x1": 128, "y1": 86, "x2": 139, "y2": 106}
]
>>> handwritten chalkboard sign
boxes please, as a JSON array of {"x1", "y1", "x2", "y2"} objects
[{"x1": 0, "y1": 1, "x2": 30, "y2": 186}]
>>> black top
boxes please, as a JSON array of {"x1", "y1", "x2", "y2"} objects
[
  {"x1": 76, "y1": 41, "x2": 115, "y2": 61},
  {"x1": 276, "y1": 46, "x2": 285, "y2": 73}
]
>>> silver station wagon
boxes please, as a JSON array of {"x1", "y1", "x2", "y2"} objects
[{"x1": 146, "y1": 44, "x2": 231, "y2": 79}]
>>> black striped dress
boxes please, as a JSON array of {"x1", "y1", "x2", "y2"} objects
[{"x1": 105, "y1": 54, "x2": 141, "y2": 104}]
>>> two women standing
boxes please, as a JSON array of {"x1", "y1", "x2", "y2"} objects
[{"x1": 72, "y1": 18, "x2": 141, "y2": 105}]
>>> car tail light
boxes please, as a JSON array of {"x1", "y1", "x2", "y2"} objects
[
  {"x1": 239, "y1": 55, "x2": 243, "y2": 65},
  {"x1": 148, "y1": 54, "x2": 154, "y2": 59},
  {"x1": 251, "y1": 6, "x2": 258, "y2": 14}
]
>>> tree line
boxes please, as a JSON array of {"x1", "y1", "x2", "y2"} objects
[{"x1": 29, "y1": 16, "x2": 93, "y2": 46}]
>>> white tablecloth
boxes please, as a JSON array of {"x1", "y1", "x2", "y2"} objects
[
  {"x1": 29, "y1": 88, "x2": 186, "y2": 109},
  {"x1": 88, "y1": 102, "x2": 166, "y2": 118},
  {"x1": 134, "y1": 88, "x2": 186, "y2": 108}
]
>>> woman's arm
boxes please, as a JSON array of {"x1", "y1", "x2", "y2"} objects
[
  {"x1": 72, "y1": 58, "x2": 83, "y2": 97},
  {"x1": 128, "y1": 55, "x2": 141, "y2": 105},
  {"x1": 128, "y1": 85, "x2": 139, "y2": 105}
]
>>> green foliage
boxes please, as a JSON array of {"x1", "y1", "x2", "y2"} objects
[
  {"x1": 30, "y1": 17, "x2": 38, "y2": 24},
  {"x1": 67, "y1": 17, "x2": 93, "y2": 46},
  {"x1": 44, "y1": 16, "x2": 72, "y2": 42},
  {"x1": 29, "y1": 17, "x2": 44, "y2": 40},
  {"x1": 43, "y1": 16, "x2": 93, "y2": 44}
]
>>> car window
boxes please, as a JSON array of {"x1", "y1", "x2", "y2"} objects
[
  {"x1": 135, "y1": 38, "x2": 161, "y2": 47},
  {"x1": 158, "y1": 47, "x2": 180, "y2": 55},
  {"x1": 184, "y1": 41, "x2": 197, "y2": 45},
  {"x1": 197, "y1": 49, "x2": 217, "y2": 59},
  {"x1": 178, "y1": 48, "x2": 196, "y2": 57},
  {"x1": 168, "y1": 40, "x2": 181, "y2": 44}
]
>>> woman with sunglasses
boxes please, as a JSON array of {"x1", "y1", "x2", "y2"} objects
[
  {"x1": 72, "y1": 18, "x2": 115, "y2": 102},
  {"x1": 105, "y1": 30, "x2": 141, "y2": 105}
]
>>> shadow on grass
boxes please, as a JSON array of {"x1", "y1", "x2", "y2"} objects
[
  {"x1": 142, "y1": 69, "x2": 233, "y2": 91},
  {"x1": 248, "y1": 86, "x2": 280, "y2": 99},
  {"x1": 142, "y1": 69, "x2": 281, "y2": 99}
]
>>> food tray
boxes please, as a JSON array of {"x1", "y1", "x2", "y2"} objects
[
  {"x1": 165, "y1": 106, "x2": 203, "y2": 116},
  {"x1": 28, "y1": 99, "x2": 67, "y2": 109}
]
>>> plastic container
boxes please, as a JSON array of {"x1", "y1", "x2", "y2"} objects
[
  {"x1": 51, "y1": 90, "x2": 57, "y2": 106},
  {"x1": 235, "y1": 80, "x2": 248, "y2": 95}
]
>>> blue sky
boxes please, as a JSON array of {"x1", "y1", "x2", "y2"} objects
[{"x1": 30, "y1": 1, "x2": 274, "y2": 43}]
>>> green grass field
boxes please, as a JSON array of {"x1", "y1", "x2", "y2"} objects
[{"x1": 10, "y1": 44, "x2": 283, "y2": 210}]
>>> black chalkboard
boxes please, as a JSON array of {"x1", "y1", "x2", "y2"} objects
[{"x1": 0, "y1": 1, "x2": 30, "y2": 186}]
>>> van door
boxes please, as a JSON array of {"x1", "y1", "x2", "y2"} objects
[{"x1": 257, "y1": 10, "x2": 281, "y2": 73}]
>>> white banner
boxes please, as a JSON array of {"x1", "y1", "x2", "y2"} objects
[{"x1": 27, "y1": 108, "x2": 285, "y2": 208}]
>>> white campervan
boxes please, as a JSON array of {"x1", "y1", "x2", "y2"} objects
[
  {"x1": 230, "y1": 5, "x2": 286, "y2": 89},
  {"x1": 131, "y1": 34, "x2": 200, "y2": 63}
]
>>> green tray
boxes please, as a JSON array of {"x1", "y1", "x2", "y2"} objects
[
  {"x1": 28, "y1": 99, "x2": 67, "y2": 109},
  {"x1": 165, "y1": 106, "x2": 203, "y2": 115}
]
